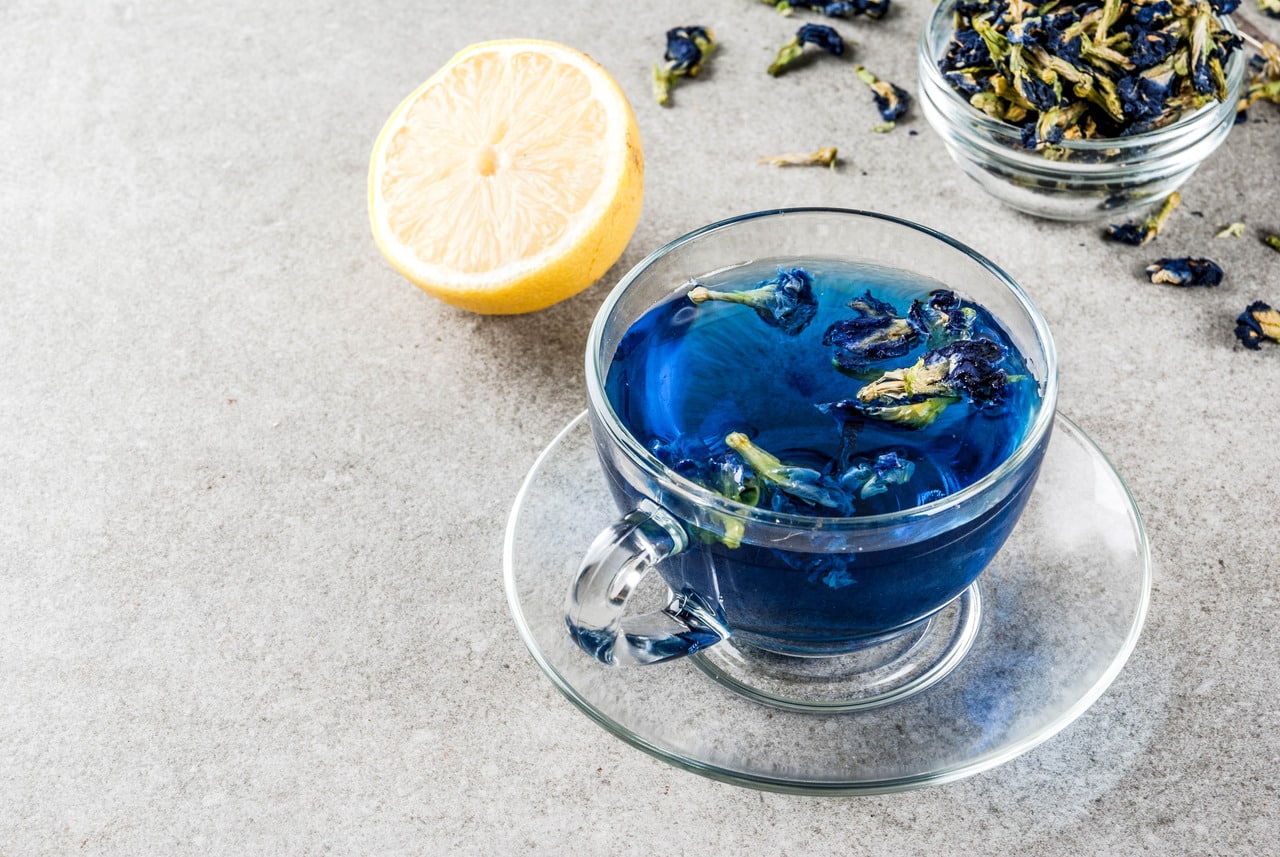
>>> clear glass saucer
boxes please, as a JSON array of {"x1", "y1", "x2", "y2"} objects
[{"x1": 503, "y1": 412, "x2": 1151, "y2": 795}]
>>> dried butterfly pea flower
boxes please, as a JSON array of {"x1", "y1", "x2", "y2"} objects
[
  {"x1": 814, "y1": 399, "x2": 866, "y2": 473},
  {"x1": 939, "y1": 0, "x2": 1243, "y2": 147},
  {"x1": 844, "y1": 396, "x2": 956, "y2": 429},
  {"x1": 1238, "y1": 42, "x2": 1280, "y2": 117},
  {"x1": 758, "y1": 146, "x2": 839, "y2": 167},
  {"x1": 765, "y1": 0, "x2": 891, "y2": 19},
  {"x1": 1262, "y1": 0, "x2": 1280, "y2": 18},
  {"x1": 1144, "y1": 257, "x2": 1225, "y2": 286},
  {"x1": 769, "y1": 23, "x2": 846, "y2": 76},
  {"x1": 688, "y1": 267, "x2": 818, "y2": 335},
  {"x1": 927, "y1": 289, "x2": 977, "y2": 339},
  {"x1": 854, "y1": 65, "x2": 912, "y2": 122},
  {"x1": 1235, "y1": 301, "x2": 1280, "y2": 348},
  {"x1": 653, "y1": 26, "x2": 715, "y2": 106},
  {"x1": 1105, "y1": 191, "x2": 1181, "y2": 245}
]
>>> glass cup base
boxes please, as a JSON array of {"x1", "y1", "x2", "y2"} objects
[
  {"x1": 504, "y1": 411, "x2": 1151, "y2": 794},
  {"x1": 691, "y1": 585, "x2": 981, "y2": 712}
]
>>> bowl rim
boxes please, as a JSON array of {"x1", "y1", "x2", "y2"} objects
[{"x1": 584, "y1": 207, "x2": 1060, "y2": 531}]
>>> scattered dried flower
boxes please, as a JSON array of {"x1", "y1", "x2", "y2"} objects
[
  {"x1": 822, "y1": 291, "x2": 925, "y2": 370},
  {"x1": 854, "y1": 65, "x2": 911, "y2": 124},
  {"x1": 1235, "y1": 301, "x2": 1280, "y2": 348},
  {"x1": 1215, "y1": 221, "x2": 1247, "y2": 238},
  {"x1": 838, "y1": 451, "x2": 916, "y2": 499},
  {"x1": 724, "y1": 432, "x2": 848, "y2": 510},
  {"x1": 653, "y1": 26, "x2": 715, "y2": 106},
  {"x1": 768, "y1": 23, "x2": 847, "y2": 76},
  {"x1": 1144, "y1": 257, "x2": 1225, "y2": 286},
  {"x1": 1105, "y1": 192, "x2": 1181, "y2": 245},
  {"x1": 758, "y1": 146, "x2": 839, "y2": 167}
]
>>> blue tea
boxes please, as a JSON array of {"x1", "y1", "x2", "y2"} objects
[{"x1": 601, "y1": 260, "x2": 1044, "y2": 656}]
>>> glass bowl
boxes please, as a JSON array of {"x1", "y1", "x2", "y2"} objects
[{"x1": 917, "y1": 0, "x2": 1246, "y2": 221}]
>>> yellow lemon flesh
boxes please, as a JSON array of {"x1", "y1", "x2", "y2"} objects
[{"x1": 369, "y1": 40, "x2": 644, "y2": 314}]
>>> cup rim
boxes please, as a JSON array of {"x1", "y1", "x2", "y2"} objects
[
  {"x1": 585, "y1": 207, "x2": 1059, "y2": 529},
  {"x1": 918, "y1": 0, "x2": 1246, "y2": 156}
]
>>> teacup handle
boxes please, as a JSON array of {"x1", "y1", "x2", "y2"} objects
[{"x1": 565, "y1": 502, "x2": 729, "y2": 666}]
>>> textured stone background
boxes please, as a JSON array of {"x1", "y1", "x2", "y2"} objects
[{"x1": 1, "y1": 1, "x2": 1277, "y2": 854}]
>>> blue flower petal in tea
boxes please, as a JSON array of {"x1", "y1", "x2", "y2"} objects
[
  {"x1": 781, "y1": 0, "x2": 890, "y2": 19},
  {"x1": 851, "y1": 339, "x2": 1009, "y2": 428},
  {"x1": 839, "y1": 451, "x2": 917, "y2": 499},
  {"x1": 725, "y1": 432, "x2": 850, "y2": 512},
  {"x1": 814, "y1": 399, "x2": 866, "y2": 474},
  {"x1": 687, "y1": 268, "x2": 818, "y2": 335}
]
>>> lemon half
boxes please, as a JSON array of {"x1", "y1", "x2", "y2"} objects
[{"x1": 369, "y1": 40, "x2": 644, "y2": 314}]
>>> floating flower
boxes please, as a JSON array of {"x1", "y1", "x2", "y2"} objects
[
  {"x1": 1144, "y1": 257, "x2": 1225, "y2": 286},
  {"x1": 832, "y1": 339, "x2": 1010, "y2": 429},
  {"x1": 724, "y1": 432, "x2": 848, "y2": 511},
  {"x1": 847, "y1": 397, "x2": 956, "y2": 429},
  {"x1": 766, "y1": 0, "x2": 890, "y2": 19},
  {"x1": 688, "y1": 267, "x2": 818, "y2": 335},
  {"x1": 939, "y1": 0, "x2": 1243, "y2": 145},
  {"x1": 858, "y1": 338, "x2": 1009, "y2": 407},
  {"x1": 822, "y1": 291, "x2": 926, "y2": 370}
]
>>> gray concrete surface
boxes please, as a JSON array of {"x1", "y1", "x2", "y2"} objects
[{"x1": 2, "y1": 0, "x2": 1278, "y2": 854}]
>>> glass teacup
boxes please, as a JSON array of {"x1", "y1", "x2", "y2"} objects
[{"x1": 565, "y1": 209, "x2": 1057, "y2": 709}]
